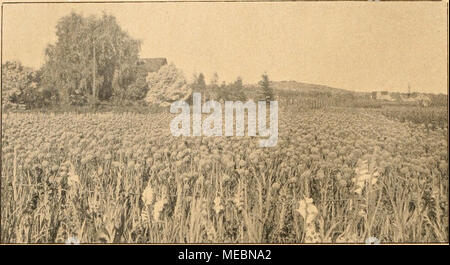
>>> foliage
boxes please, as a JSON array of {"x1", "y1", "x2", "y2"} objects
[
  {"x1": 144, "y1": 64, "x2": 191, "y2": 107},
  {"x1": 1, "y1": 61, "x2": 44, "y2": 109},
  {"x1": 258, "y1": 74, "x2": 274, "y2": 102},
  {"x1": 428, "y1": 94, "x2": 448, "y2": 107},
  {"x1": 192, "y1": 73, "x2": 207, "y2": 93},
  {"x1": 380, "y1": 106, "x2": 448, "y2": 129},
  {"x1": 188, "y1": 73, "x2": 208, "y2": 102},
  {"x1": 39, "y1": 12, "x2": 141, "y2": 105},
  {"x1": 113, "y1": 65, "x2": 149, "y2": 101},
  {"x1": 216, "y1": 77, "x2": 247, "y2": 102},
  {"x1": 187, "y1": 74, "x2": 248, "y2": 103}
]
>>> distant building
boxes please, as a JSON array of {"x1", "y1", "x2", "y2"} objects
[{"x1": 372, "y1": 91, "x2": 395, "y2": 101}]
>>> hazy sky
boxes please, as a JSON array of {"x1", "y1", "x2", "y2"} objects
[{"x1": 2, "y1": 2, "x2": 448, "y2": 94}]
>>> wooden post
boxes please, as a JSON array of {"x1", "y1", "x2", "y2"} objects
[{"x1": 93, "y1": 42, "x2": 96, "y2": 100}]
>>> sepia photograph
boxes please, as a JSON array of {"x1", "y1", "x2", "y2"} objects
[{"x1": 0, "y1": 0, "x2": 448, "y2": 246}]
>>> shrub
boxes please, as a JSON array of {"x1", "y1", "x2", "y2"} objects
[
  {"x1": 1, "y1": 61, "x2": 41, "y2": 110},
  {"x1": 145, "y1": 64, "x2": 192, "y2": 107}
]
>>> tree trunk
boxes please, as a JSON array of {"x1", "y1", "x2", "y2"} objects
[{"x1": 92, "y1": 43, "x2": 96, "y2": 100}]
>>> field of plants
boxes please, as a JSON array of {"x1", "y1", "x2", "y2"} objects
[{"x1": 1, "y1": 106, "x2": 448, "y2": 243}]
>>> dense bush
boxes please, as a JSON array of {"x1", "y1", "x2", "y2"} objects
[
  {"x1": 145, "y1": 64, "x2": 191, "y2": 107},
  {"x1": 1, "y1": 61, "x2": 43, "y2": 109}
]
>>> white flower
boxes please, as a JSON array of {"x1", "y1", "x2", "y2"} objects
[
  {"x1": 67, "y1": 163, "x2": 80, "y2": 187},
  {"x1": 142, "y1": 183, "x2": 154, "y2": 206},
  {"x1": 213, "y1": 196, "x2": 224, "y2": 215},
  {"x1": 65, "y1": 237, "x2": 80, "y2": 245},
  {"x1": 365, "y1": 237, "x2": 380, "y2": 244},
  {"x1": 153, "y1": 197, "x2": 168, "y2": 221},
  {"x1": 352, "y1": 160, "x2": 378, "y2": 195}
]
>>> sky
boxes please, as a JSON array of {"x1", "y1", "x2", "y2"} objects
[{"x1": 1, "y1": 2, "x2": 448, "y2": 94}]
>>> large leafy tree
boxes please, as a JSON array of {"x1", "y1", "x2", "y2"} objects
[{"x1": 40, "y1": 12, "x2": 141, "y2": 104}]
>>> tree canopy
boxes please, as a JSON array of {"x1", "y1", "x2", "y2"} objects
[
  {"x1": 1, "y1": 61, "x2": 40, "y2": 109},
  {"x1": 40, "y1": 12, "x2": 141, "y2": 104}
]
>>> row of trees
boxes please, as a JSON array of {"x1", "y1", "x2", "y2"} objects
[
  {"x1": 189, "y1": 73, "x2": 248, "y2": 103},
  {"x1": 2, "y1": 12, "x2": 275, "y2": 110},
  {"x1": 144, "y1": 66, "x2": 275, "y2": 107},
  {"x1": 188, "y1": 72, "x2": 274, "y2": 103}
]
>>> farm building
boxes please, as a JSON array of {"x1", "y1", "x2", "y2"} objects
[{"x1": 371, "y1": 91, "x2": 395, "y2": 101}]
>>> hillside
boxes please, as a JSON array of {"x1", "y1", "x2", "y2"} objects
[
  {"x1": 270, "y1": 80, "x2": 351, "y2": 95},
  {"x1": 243, "y1": 80, "x2": 355, "y2": 99}
]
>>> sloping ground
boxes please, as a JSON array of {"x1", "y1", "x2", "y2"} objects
[
  {"x1": 242, "y1": 80, "x2": 355, "y2": 100},
  {"x1": 270, "y1": 80, "x2": 350, "y2": 95}
]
